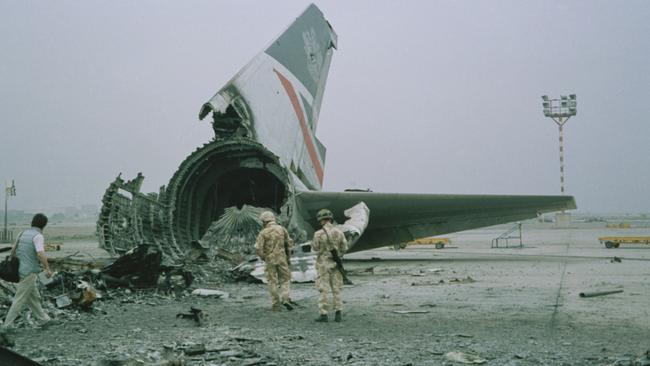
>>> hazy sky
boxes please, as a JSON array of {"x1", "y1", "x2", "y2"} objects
[{"x1": 1, "y1": 1, "x2": 648, "y2": 214}]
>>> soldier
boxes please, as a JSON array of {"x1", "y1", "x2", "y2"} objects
[
  {"x1": 312, "y1": 208, "x2": 348, "y2": 322},
  {"x1": 255, "y1": 211, "x2": 294, "y2": 311}
]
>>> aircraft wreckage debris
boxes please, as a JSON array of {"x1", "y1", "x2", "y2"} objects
[
  {"x1": 176, "y1": 307, "x2": 206, "y2": 327},
  {"x1": 444, "y1": 351, "x2": 487, "y2": 364},
  {"x1": 191, "y1": 289, "x2": 230, "y2": 298},
  {"x1": 579, "y1": 289, "x2": 624, "y2": 298}
]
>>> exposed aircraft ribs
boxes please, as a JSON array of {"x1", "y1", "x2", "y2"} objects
[{"x1": 97, "y1": 139, "x2": 291, "y2": 259}]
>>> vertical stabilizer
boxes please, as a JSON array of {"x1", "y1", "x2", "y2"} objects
[{"x1": 199, "y1": 4, "x2": 337, "y2": 190}]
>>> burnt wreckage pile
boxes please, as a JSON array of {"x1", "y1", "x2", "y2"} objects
[
  {"x1": 97, "y1": 138, "x2": 295, "y2": 262},
  {"x1": 0, "y1": 244, "x2": 193, "y2": 322}
]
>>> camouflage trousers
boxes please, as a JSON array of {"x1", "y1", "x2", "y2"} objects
[
  {"x1": 316, "y1": 265, "x2": 343, "y2": 315},
  {"x1": 265, "y1": 261, "x2": 291, "y2": 307}
]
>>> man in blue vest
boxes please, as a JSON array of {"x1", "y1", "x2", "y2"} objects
[{"x1": 3, "y1": 213, "x2": 53, "y2": 327}]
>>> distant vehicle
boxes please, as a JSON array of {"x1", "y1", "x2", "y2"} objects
[
  {"x1": 606, "y1": 223, "x2": 631, "y2": 229},
  {"x1": 599, "y1": 236, "x2": 650, "y2": 248},
  {"x1": 397, "y1": 237, "x2": 450, "y2": 250}
]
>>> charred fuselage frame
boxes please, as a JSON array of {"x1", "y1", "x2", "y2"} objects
[{"x1": 97, "y1": 138, "x2": 293, "y2": 259}]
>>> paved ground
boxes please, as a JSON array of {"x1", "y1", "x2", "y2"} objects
[{"x1": 3, "y1": 221, "x2": 650, "y2": 365}]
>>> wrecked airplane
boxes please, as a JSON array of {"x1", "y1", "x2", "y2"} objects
[{"x1": 97, "y1": 4, "x2": 575, "y2": 268}]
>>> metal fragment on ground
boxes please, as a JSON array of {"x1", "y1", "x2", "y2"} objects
[
  {"x1": 392, "y1": 310, "x2": 430, "y2": 314},
  {"x1": 101, "y1": 244, "x2": 163, "y2": 288},
  {"x1": 579, "y1": 289, "x2": 624, "y2": 298},
  {"x1": 176, "y1": 307, "x2": 205, "y2": 326},
  {"x1": 444, "y1": 351, "x2": 487, "y2": 364},
  {"x1": 191, "y1": 289, "x2": 230, "y2": 298}
]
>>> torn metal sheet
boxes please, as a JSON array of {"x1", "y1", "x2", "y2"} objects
[
  {"x1": 336, "y1": 202, "x2": 370, "y2": 247},
  {"x1": 251, "y1": 254, "x2": 317, "y2": 283},
  {"x1": 191, "y1": 289, "x2": 230, "y2": 298},
  {"x1": 101, "y1": 245, "x2": 162, "y2": 288}
]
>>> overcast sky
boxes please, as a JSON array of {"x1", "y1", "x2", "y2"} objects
[{"x1": 1, "y1": 1, "x2": 648, "y2": 214}]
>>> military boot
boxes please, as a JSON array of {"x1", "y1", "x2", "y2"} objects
[
  {"x1": 315, "y1": 314, "x2": 328, "y2": 322},
  {"x1": 334, "y1": 311, "x2": 342, "y2": 322},
  {"x1": 283, "y1": 302, "x2": 294, "y2": 311}
]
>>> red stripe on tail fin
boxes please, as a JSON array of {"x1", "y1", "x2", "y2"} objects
[{"x1": 273, "y1": 69, "x2": 324, "y2": 185}]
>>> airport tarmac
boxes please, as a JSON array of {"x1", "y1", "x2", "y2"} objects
[{"x1": 5, "y1": 221, "x2": 650, "y2": 365}]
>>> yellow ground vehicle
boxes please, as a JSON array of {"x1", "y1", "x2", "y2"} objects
[
  {"x1": 606, "y1": 223, "x2": 631, "y2": 229},
  {"x1": 397, "y1": 237, "x2": 450, "y2": 249},
  {"x1": 598, "y1": 236, "x2": 650, "y2": 249}
]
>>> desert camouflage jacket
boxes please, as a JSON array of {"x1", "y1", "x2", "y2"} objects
[
  {"x1": 312, "y1": 223, "x2": 348, "y2": 269},
  {"x1": 255, "y1": 222, "x2": 292, "y2": 265}
]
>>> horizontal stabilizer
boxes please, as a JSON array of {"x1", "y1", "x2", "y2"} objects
[{"x1": 296, "y1": 191, "x2": 576, "y2": 253}]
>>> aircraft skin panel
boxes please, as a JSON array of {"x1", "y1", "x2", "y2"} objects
[
  {"x1": 265, "y1": 3, "x2": 337, "y2": 128},
  {"x1": 228, "y1": 53, "x2": 324, "y2": 188},
  {"x1": 296, "y1": 191, "x2": 577, "y2": 253},
  {"x1": 199, "y1": 4, "x2": 335, "y2": 190},
  {"x1": 272, "y1": 68, "x2": 324, "y2": 185}
]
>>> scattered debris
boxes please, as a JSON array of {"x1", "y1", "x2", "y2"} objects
[
  {"x1": 444, "y1": 351, "x2": 487, "y2": 364},
  {"x1": 182, "y1": 343, "x2": 206, "y2": 356},
  {"x1": 392, "y1": 310, "x2": 430, "y2": 314},
  {"x1": 232, "y1": 336, "x2": 263, "y2": 343},
  {"x1": 176, "y1": 307, "x2": 205, "y2": 326},
  {"x1": 54, "y1": 295, "x2": 72, "y2": 309},
  {"x1": 101, "y1": 245, "x2": 163, "y2": 288},
  {"x1": 450, "y1": 276, "x2": 475, "y2": 284},
  {"x1": 409, "y1": 268, "x2": 444, "y2": 277},
  {"x1": 186, "y1": 240, "x2": 210, "y2": 263},
  {"x1": 411, "y1": 279, "x2": 445, "y2": 286},
  {"x1": 579, "y1": 289, "x2": 624, "y2": 298},
  {"x1": 44, "y1": 242, "x2": 63, "y2": 251},
  {"x1": 48, "y1": 256, "x2": 111, "y2": 272},
  {"x1": 191, "y1": 289, "x2": 230, "y2": 298}
]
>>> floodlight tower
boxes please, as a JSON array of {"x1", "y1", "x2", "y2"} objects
[
  {"x1": 541, "y1": 94, "x2": 577, "y2": 195},
  {"x1": 542, "y1": 95, "x2": 576, "y2": 226}
]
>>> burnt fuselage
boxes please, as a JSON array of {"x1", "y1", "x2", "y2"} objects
[{"x1": 97, "y1": 139, "x2": 293, "y2": 258}]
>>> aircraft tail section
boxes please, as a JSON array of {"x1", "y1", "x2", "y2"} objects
[
  {"x1": 199, "y1": 4, "x2": 337, "y2": 190},
  {"x1": 265, "y1": 4, "x2": 337, "y2": 133}
]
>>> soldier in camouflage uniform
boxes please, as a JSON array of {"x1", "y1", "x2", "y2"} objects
[
  {"x1": 312, "y1": 209, "x2": 348, "y2": 322},
  {"x1": 255, "y1": 211, "x2": 294, "y2": 311}
]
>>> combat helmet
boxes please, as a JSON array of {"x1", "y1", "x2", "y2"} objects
[
  {"x1": 317, "y1": 208, "x2": 334, "y2": 222},
  {"x1": 260, "y1": 211, "x2": 276, "y2": 223}
]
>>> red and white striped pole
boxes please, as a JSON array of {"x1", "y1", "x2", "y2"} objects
[{"x1": 558, "y1": 118, "x2": 565, "y2": 194}]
